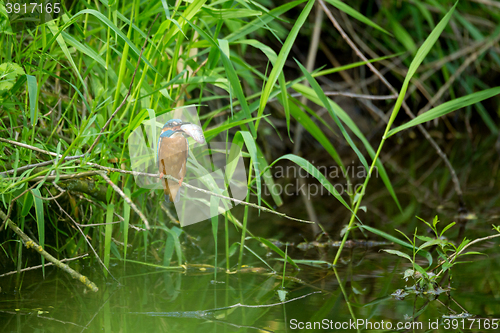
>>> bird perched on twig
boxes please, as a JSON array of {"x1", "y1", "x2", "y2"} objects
[{"x1": 157, "y1": 119, "x2": 205, "y2": 202}]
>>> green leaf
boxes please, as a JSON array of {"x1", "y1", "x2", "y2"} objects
[
  {"x1": 458, "y1": 251, "x2": 484, "y2": 257},
  {"x1": 432, "y1": 215, "x2": 440, "y2": 228},
  {"x1": 287, "y1": 101, "x2": 344, "y2": 170},
  {"x1": 31, "y1": 188, "x2": 44, "y2": 276},
  {"x1": 227, "y1": 0, "x2": 306, "y2": 42},
  {"x1": 385, "y1": 9, "x2": 416, "y2": 52},
  {"x1": 21, "y1": 191, "x2": 34, "y2": 217},
  {"x1": 270, "y1": 154, "x2": 354, "y2": 215},
  {"x1": 416, "y1": 215, "x2": 433, "y2": 230},
  {"x1": 278, "y1": 72, "x2": 291, "y2": 141},
  {"x1": 382, "y1": 249, "x2": 412, "y2": 262},
  {"x1": 203, "y1": 116, "x2": 265, "y2": 140},
  {"x1": 440, "y1": 222, "x2": 456, "y2": 237},
  {"x1": 387, "y1": 87, "x2": 500, "y2": 137},
  {"x1": 324, "y1": 0, "x2": 391, "y2": 35},
  {"x1": 417, "y1": 239, "x2": 442, "y2": 252},
  {"x1": 256, "y1": 145, "x2": 283, "y2": 207},
  {"x1": 61, "y1": 31, "x2": 107, "y2": 69},
  {"x1": 26, "y1": 75, "x2": 38, "y2": 126},
  {"x1": 361, "y1": 225, "x2": 433, "y2": 267},
  {"x1": 182, "y1": 17, "x2": 257, "y2": 137},
  {"x1": 233, "y1": 131, "x2": 261, "y2": 206},
  {"x1": 293, "y1": 84, "x2": 401, "y2": 211},
  {"x1": 296, "y1": 61, "x2": 369, "y2": 171},
  {"x1": 385, "y1": 1, "x2": 458, "y2": 133},
  {"x1": 256, "y1": 0, "x2": 315, "y2": 131},
  {"x1": 235, "y1": 39, "x2": 277, "y2": 64},
  {"x1": 201, "y1": 8, "x2": 262, "y2": 19},
  {"x1": 44, "y1": 10, "x2": 158, "y2": 75},
  {"x1": 46, "y1": 21, "x2": 88, "y2": 97},
  {"x1": 104, "y1": 204, "x2": 114, "y2": 277},
  {"x1": 163, "y1": 0, "x2": 207, "y2": 45},
  {"x1": 0, "y1": 62, "x2": 25, "y2": 91}
]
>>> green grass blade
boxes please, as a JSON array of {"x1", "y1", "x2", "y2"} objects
[
  {"x1": 62, "y1": 31, "x2": 107, "y2": 69},
  {"x1": 31, "y1": 188, "x2": 44, "y2": 277},
  {"x1": 387, "y1": 87, "x2": 500, "y2": 137},
  {"x1": 292, "y1": 83, "x2": 401, "y2": 211},
  {"x1": 226, "y1": 0, "x2": 307, "y2": 42},
  {"x1": 360, "y1": 225, "x2": 433, "y2": 267},
  {"x1": 162, "y1": 227, "x2": 183, "y2": 267},
  {"x1": 385, "y1": 1, "x2": 458, "y2": 133},
  {"x1": 287, "y1": 100, "x2": 344, "y2": 170},
  {"x1": 314, "y1": 53, "x2": 404, "y2": 77},
  {"x1": 278, "y1": 72, "x2": 292, "y2": 141},
  {"x1": 123, "y1": 187, "x2": 131, "y2": 261},
  {"x1": 46, "y1": 21, "x2": 88, "y2": 96},
  {"x1": 21, "y1": 191, "x2": 33, "y2": 217},
  {"x1": 384, "y1": 8, "x2": 416, "y2": 52},
  {"x1": 296, "y1": 61, "x2": 369, "y2": 170},
  {"x1": 44, "y1": 10, "x2": 158, "y2": 75},
  {"x1": 163, "y1": 0, "x2": 207, "y2": 45},
  {"x1": 104, "y1": 204, "x2": 114, "y2": 277},
  {"x1": 203, "y1": 116, "x2": 265, "y2": 141},
  {"x1": 233, "y1": 131, "x2": 261, "y2": 207},
  {"x1": 256, "y1": 0, "x2": 315, "y2": 132},
  {"x1": 26, "y1": 75, "x2": 38, "y2": 126},
  {"x1": 182, "y1": 17, "x2": 257, "y2": 137},
  {"x1": 256, "y1": 145, "x2": 283, "y2": 207},
  {"x1": 324, "y1": 0, "x2": 392, "y2": 35},
  {"x1": 270, "y1": 154, "x2": 355, "y2": 215}
]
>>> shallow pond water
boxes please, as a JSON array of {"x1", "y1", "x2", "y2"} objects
[{"x1": 1, "y1": 233, "x2": 499, "y2": 332}]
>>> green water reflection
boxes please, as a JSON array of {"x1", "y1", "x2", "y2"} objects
[{"x1": 1, "y1": 242, "x2": 499, "y2": 332}]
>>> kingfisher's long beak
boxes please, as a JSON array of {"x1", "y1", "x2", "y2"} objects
[{"x1": 180, "y1": 123, "x2": 205, "y2": 144}]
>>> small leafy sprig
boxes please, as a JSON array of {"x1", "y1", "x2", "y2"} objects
[{"x1": 383, "y1": 215, "x2": 485, "y2": 298}]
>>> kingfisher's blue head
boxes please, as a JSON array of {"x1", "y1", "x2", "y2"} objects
[{"x1": 162, "y1": 119, "x2": 187, "y2": 131}]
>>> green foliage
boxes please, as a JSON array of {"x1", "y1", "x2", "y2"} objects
[
  {"x1": 0, "y1": 0, "x2": 498, "y2": 293},
  {"x1": 381, "y1": 215, "x2": 484, "y2": 300}
]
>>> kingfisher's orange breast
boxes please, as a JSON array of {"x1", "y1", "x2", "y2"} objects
[{"x1": 158, "y1": 134, "x2": 188, "y2": 202}]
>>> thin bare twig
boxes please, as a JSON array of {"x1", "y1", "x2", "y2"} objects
[
  {"x1": 0, "y1": 137, "x2": 63, "y2": 158},
  {"x1": 417, "y1": 36, "x2": 500, "y2": 115},
  {"x1": 99, "y1": 172, "x2": 151, "y2": 229},
  {"x1": 73, "y1": 192, "x2": 145, "y2": 231},
  {"x1": 0, "y1": 156, "x2": 83, "y2": 176},
  {"x1": 24, "y1": 171, "x2": 103, "y2": 182},
  {"x1": 436, "y1": 232, "x2": 500, "y2": 276},
  {"x1": 0, "y1": 254, "x2": 89, "y2": 277},
  {"x1": 470, "y1": 0, "x2": 500, "y2": 9},
  {"x1": 52, "y1": 196, "x2": 118, "y2": 283},
  {"x1": 91, "y1": 165, "x2": 315, "y2": 224}
]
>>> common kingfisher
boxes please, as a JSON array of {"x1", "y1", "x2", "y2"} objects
[{"x1": 158, "y1": 119, "x2": 205, "y2": 202}]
